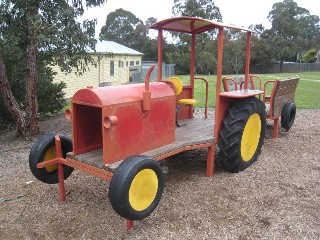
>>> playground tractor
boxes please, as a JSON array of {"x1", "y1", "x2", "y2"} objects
[{"x1": 29, "y1": 17, "x2": 298, "y2": 228}]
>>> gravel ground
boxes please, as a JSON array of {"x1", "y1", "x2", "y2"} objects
[{"x1": 0, "y1": 109, "x2": 319, "y2": 240}]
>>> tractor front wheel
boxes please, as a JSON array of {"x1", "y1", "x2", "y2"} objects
[
  {"x1": 108, "y1": 155, "x2": 164, "y2": 220},
  {"x1": 218, "y1": 97, "x2": 266, "y2": 173},
  {"x1": 29, "y1": 133, "x2": 74, "y2": 184}
]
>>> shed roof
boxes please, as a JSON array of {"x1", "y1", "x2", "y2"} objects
[{"x1": 89, "y1": 40, "x2": 143, "y2": 55}]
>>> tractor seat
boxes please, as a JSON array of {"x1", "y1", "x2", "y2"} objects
[
  {"x1": 179, "y1": 99, "x2": 198, "y2": 105},
  {"x1": 169, "y1": 77, "x2": 197, "y2": 127}
]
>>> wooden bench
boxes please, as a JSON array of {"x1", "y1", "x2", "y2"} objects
[{"x1": 264, "y1": 77, "x2": 299, "y2": 138}]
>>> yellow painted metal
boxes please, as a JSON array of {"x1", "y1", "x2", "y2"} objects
[
  {"x1": 241, "y1": 113, "x2": 261, "y2": 161},
  {"x1": 44, "y1": 146, "x2": 58, "y2": 172},
  {"x1": 169, "y1": 77, "x2": 183, "y2": 95},
  {"x1": 179, "y1": 99, "x2": 198, "y2": 105},
  {"x1": 129, "y1": 169, "x2": 158, "y2": 211}
]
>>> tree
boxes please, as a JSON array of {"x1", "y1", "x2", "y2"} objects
[
  {"x1": 223, "y1": 30, "x2": 246, "y2": 74},
  {"x1": 0, "y1": 0, "x2": 106, "y2": 136},
  {"x1": 262, "y1": 0, "x2": 320, "y2": 72},
  {"x1": 249, "y1": 24, "x2": 272, "y2": 67},
  {"x1": 301, "y1": 48, "x2": 317, "y2": 63},
  {"x1": 172, "y1": 0, "x2": 221, "y2": 21},
  {"x1": 99, "y1": 9, "x2": 157, "y2": 57},
  {"x1": 172, "y1": 0, "x2": 221, "y2": 43},
  {"x1": 170, "y1": 0, "x2": 222, "y2": 74},
  {"x1": 99, "y1": 8, "x2": 142, "y2": 48}
]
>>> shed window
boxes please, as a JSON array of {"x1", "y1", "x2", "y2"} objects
[
  {"x1": 110, "y1": 60, "x2": 114, "y2": 76},
  {"x1": 135, "y1": 61, "x2": 140, "y2": 66},
  {"x1": 130, "y1": 61, "x2": 134, "y2": 66}
]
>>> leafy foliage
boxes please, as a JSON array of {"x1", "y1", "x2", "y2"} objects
[
  {"x1": 0, "y1": 67, "x2": 67, "y2": 131},
  {"x1": 262, "y1": 0, "x2": 320, "y2": 65},
  {"x1": 169, "y1": 0, "x2": 222, "y2": 74},
  {"x1": 0, "y1": 0, "x2": 106, "y2": 135},
  {"x1": 37, "y1": 67, "x2": 67, "y2": 115},
  {"x1": 99, "y1": 8, "x2": 143, "y2": 48},
  {"x1": 172, "y1": 0, "x2": 221, "y2": 20},
  {"x1": 301, "y1": 48, "x2": 317, "y2": 63},
  {"x1": 99, "y1": 9, "x2": 173, "y2": 62}
]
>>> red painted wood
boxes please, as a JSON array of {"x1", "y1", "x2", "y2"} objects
[
  {"x1": 54, "y1": 136, "x2": 66, "y2": 201},
  {"x1": 126, "y1": 220, "x2": 133, "y2": 230}
]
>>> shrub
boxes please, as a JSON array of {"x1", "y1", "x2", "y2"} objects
[
  {"x1": 0, "y1": 67, "x2": 66, "y2": 131},
  {"x1": 302, "y1": 48, "x2": 317, "y2": 63}
]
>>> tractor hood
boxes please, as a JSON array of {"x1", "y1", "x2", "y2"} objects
[{"x1": 72, "y1": 82, "x2": 174, "y2": 107}]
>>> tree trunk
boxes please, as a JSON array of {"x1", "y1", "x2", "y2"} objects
[
  {"x1": 0, "y1": 55, "x2": 26, "y2": 136},
  {"x1": 24, "y1": 26, "x2": 39, "y2": 136},
  {"x1": 0, "y1": 4, "x2": 40, "y2": 137},
  {"x1": 279, "y1": 59, "x2": 283, "y2": 73}
]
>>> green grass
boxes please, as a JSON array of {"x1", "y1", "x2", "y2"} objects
[{"x1": 176, "y1": 72, "x2": 320, "y2": 109}]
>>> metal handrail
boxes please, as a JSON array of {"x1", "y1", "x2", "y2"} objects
[{"x1": 194, "y1": 77, "x2": 209, "y2": 119}]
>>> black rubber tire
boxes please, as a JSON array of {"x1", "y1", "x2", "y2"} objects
[
  {"x1": 29, "y1": 133, "x2": 74, "y2": 184},
  {"x1": 218, "y1": 97, "x2": 266, "y2": 173},
  {"x1": 281, "y1": 102, "x2": 296, "y2": 129},
  {"x1": 108, "y1": 155, "x2": 164, "y2": 220}
]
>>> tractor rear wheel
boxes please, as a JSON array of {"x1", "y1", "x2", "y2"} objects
[
  {"x1": 29, "y1": 133, "x2": 74, "y2": 184},
  {"x1": 218, "y1": 97, "x2": 266, "y2": 173},
  {"x1": 108, "y1": 155, "x2": 164, "y2": 220},
  {"x1": 281, "y1": 102, "x2": 296, "y2": 129}
]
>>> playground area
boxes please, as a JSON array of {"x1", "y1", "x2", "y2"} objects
[{"x1": 0, "y1": 109, "x2": 319, "y2": 239}]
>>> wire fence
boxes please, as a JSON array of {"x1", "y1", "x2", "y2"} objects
[{"x1": 141, "y1": 62, "x2": 175, "y2": 81}]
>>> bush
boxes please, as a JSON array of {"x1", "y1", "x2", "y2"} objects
[
  {"x1": 302, "y1": 48, "x2": 317, "y2": 63},
  {"x1": 37, "y1": 80, "x2": 67, "y2": 116},
  {"x1": 0, "y1": 98, "x2": 15, "y2": 131},
  {"x1": 0, "y1": 67, "x2": 67, "y2": 131}
]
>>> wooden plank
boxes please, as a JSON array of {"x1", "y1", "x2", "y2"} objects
[
  {"x1": 67, "y1": 149, "x2": 105, "y2": 169},
  {"x1": 107, "y1": 119, "x2": 215, "y2": 172},
  {"x1": 272, "y1": 93, "x2": 296, "y2": 116},
  {"x1": 270, "y1": 77, "x2": 299, "y2": 117},
  {"x1": 275, "y1": 84, "x2": 298, "y2": 96},
  {"x1": 69, "y1": 118, "x2": 215, "y2": 173},
  {"x1": 176, "y1": 119, "x2": 214, "y2": 139},
  {"x1": 277, "y1": 78, "x2": 299, "y2": 88}
]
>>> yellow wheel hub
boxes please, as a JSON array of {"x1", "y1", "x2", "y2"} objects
[
  {"x1": 44, "y1": 146, "x2": 58, "y2": 172},
  {"x1": 241, "y1": 113, "x2": 261, "y2": 162},
  {"x1": 129, "y1": 169, "x2": 158, "y2": 211}
]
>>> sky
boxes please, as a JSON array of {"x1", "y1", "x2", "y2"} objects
[{"x1": 80, "y1": 0, "x2": 320, "y2": 38}]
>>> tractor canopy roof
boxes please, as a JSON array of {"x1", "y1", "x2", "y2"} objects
[{"x1": 150, "y1": 16, "x2": 252, "y2": 34}]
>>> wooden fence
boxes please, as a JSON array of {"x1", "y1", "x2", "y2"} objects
[{"x1": 250, "y1": 62, "x2": 320, "y2": 74}]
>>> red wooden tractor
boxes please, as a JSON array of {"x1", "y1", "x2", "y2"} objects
[{"x1": 29, "y1": 17, "x2": 298, "y2": 229}]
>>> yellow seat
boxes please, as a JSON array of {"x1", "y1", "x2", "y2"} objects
[
  {"x1": 179, "y1": 99, "x2": 197, "y2": 105},
  {"x1": 169, "y1": 77, "x2": 197, "y2": 127},
  {"x1": 169, "y1": 77, "x2": 183, "y2": 95}
]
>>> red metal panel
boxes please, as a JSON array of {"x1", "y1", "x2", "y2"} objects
[
  {"x1": 102, "y1": 96, "x2": 175, "y2": 165},
  {"x1": 72, "y1": 82, "x2": 173, "y2": 107},
  {"x1": 71, "y1": 82, "x2": 176, "y2": 165},
  {"x1": 71, "y1": 82, "x2": 176, "y2": 159},
  {"x1": 214, "y1": 27, "x2": 225, "y2": 140}
]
